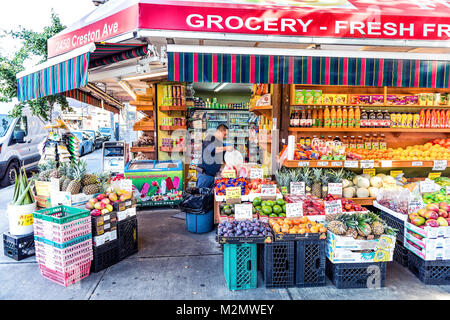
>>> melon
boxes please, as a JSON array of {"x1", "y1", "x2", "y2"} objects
[
  {"x1": 370, "y1": 176, "x2": 383, "y2": 188},
  {"x1": 368, "y1": 187, "x2": 379, "y2": 198},
  {"x1": 361, "y1": 174, "x2": 372, "y2": 180},
  {"x1": 356, "y1": 187, "x2": 370, "y2": 198},
  {"x1": 343, "y1": 187, "x2": 356, "y2": 199},
  {"x1": 356, "y1": 177, "x2": 370, "y2": 189},
  {"x1": 376, "y1": 173, "x2": 386, "y2": 179},
  {"x1": 382, "y1": 175, "x2": 396, "y2": 184}
]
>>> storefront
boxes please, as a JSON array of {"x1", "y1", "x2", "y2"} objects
[{"x1": 10, "y1": 0, "x2": 450, "y2": 289}]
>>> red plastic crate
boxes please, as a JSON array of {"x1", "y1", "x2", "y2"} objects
[{"x1": 39, "y1": 259, "x2": 91, "y2": 287}]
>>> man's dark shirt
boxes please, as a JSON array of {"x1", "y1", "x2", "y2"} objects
[{"x1": 198, "y1": 134, "x2": 225, "y2": 177}]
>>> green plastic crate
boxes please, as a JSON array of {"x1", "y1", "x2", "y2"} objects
[
  {"x1": 34, "y1": 234, "x2": 92, "y2": 249},
  {"x1": 223, "y1": 243, "x2": 257, "y2": 291},
  {"x1": 33, "y1": 206, "x2": 90, "y2": 225}
]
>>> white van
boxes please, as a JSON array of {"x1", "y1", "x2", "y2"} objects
[{"x1": 0, "y1": 108, "x2": 47, "y2": 186}]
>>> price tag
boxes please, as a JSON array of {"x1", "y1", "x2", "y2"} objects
[
  {"x1": 428, "y1": 172, "x2": 442, "y2": 180},
  {"x1": 286, "y1": 202, "x2": 304, "y2": 218},
  {"x1": 412, "y1": 161, "x2": 423, "y2": 167},
  {"x1": 261, "y1": 184, "x2": 277, "y2": 196},
  {"x1": 433, "y1": 160, "x2": 447, "y2": 171},
  {"x1": 50, "y1": 178, "x2": 60, "y2": 192},
  {"x1": 226, "y1": 187, "x2": 242, "y2": 203},
  {"x1": 408, "y1": 200, "x2": 425, "y2": 214},
  {"x1": 390, "y1": 170, "x2": 403, "y2": 178},
  {"x1": 325, "y1": 200, "x2": 343, "y2": 215},
  {"x1": 317, "y1": 161, "x2": 329, "y2": 167},
  {"x1": 344, "y1": 160, "x2": 359, "y2": 168},
  {"x1": 297, "y1": 161, "x2": 310, "y2": 167},
  {"x1": 18, "y1": 214, "x2": 33, "y2": 227},
  {"x1": 222, "y1": 170, "x2": 236, "y2": 178},
  {"x1": 381, "y1": 160, "x2": 392, "y2": 168},
  {"x1": 360, "y1": 160, "x2": 375, "y2": 169},
  {"x1": 290, "y1": 182, "x2": 305, "y2": 195},
  {"x1": 120, "y1": 179, "x2": 133, "y2": 192},
  {"x1": 51, "y1": 191, "x2": 72, "y2": 207},
  {"x1": 331, "y1": 162, "x2": 343, "y2": 167},
  {"x1": 234, "y1": 203, "x2": 253, "y2": 221},
  {"x1": 328, "y1": 183, "x2": 343, "y2": 196},
  {"x1": 363, "y1": 169, "x2": 376, "y2": 177},
  {"x1": 249, "y1": 168, "x2": 263, "y2": 179},
  {"x1": 446, "y1": 186, "x2": 450, "y2": 195},
  {"x1": 419, "y1": 180, "x2": 438, "y2": 194}
]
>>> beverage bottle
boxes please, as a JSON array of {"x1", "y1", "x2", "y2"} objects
[
  {"x1": 342, "y1": 106, "x2": 348, "y2": 128},
  {"x1": 312, "y1": 106, "x2": 318, "y2": 127},
  {"x1": 384, "y1": 110, "x2": 391, "y2": 128},
  {"x1": 349, "y1": 136, "x2": 356, "y2": 149},
  {"x1": 391, "y1": 112, "x2": 397, "y2": 128},
  {"x1": 372, "y1": 134, "x2": 379, "y2": 150},
  {"x1": 307, "y1": 106, "x2": 313, "y2": 127},
  {"x1": 342, "y1": 136, "x2": 349, "y2": 149},
  {"x1": 330, "y1": 106, "x2": 337, "y2": 128},
  {"x1": 380, "y1": 134, "x2": 387, "y2": 150},
  {"x1": 413, "y1": 113, "x2": 420, "y2": 129},
  {"x1": 357, "y1": 136, "x2": 364, "y2": 150},
  {"x1": 368, "y1": 110, "x2": 376, "y2": 128},
  {"x1": 446, "y1": 109, "x2": 450, "y2": 128},
  {"x1": 431, "y1": 109, "x2": 437, "y2": 128},
  {"x1": 301, "y1": 108, "x2": 307, "y2": 127},
  {"x1": 300, "y1": 137, "x2": 305, "y2": 146},
  {"x1": 406, "y1": 113, "x2": 413, "y2": 128},
  {"x1": 425, "y1": 109, "x2": 431, "y2": 128},
  {"x1": 400, "y1": 113, "x2": 407, "y2": 128},
  {"x1": 318, "y1": 106, "x2": 324, "y2": 127},
  {"x1": 360, "y1": 109, "x2": 367, "y2": 128},
  {"x1": 290, "y1": 110, "x2": 295, "y2": 127},
  {"x1": 336, "y1": 106, "x2": 342, "y2": 128},
  {"x1": 441, "y1": 109, "x2": 447, "y2": 128},
  {"x1": 305, "y1": 136, "x2": 311, "y2": 146},
  {"x1": 376, "y1": 110, "x2": 384, "y2": 128},
  {"x1": 364, "y1": 134, "x2": 372, "y2": 150},
  {"x1": 348, "y1": 106, "x2": 355, "y2": 128},
  {"x1": 324, "y1": 106, "x2": 331, "y2": 127},
  {"x1": 354, "y1": 106, "x2": 361, "y2": 128},
  {"x1": 419, "y1": 109, "x2": 426, "y2": 128}
]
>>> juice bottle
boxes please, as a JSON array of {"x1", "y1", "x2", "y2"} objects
[
  {"x1": 384, "y1": 110, "x2": 391, "y2": 128},
  {"x1": 330, "y1": 106, "x2": 337, "y2": 128},
  {"x1": 446, "y1": 109, "x2": 450, "y2": 128},
  {"x1": 400, "y1": 113, "x2": 407, "y2": 128},
  {"x1": 349, "y1": 136, "x2": 356, "y2": 149},
  {"x1": 364, "y1": 134, "x2": 372, "y2": 150},
  {"x1": 368, "y1": 110, "x2": 376, "y2": 128},
  {"x1": 380, "y1": 134, "x2": 387, "y2": 150},
  {"x1": 312, "y1": 106, "x2": 318, "y2": 127},
  {"x1": 431, "y1": 109, "x2": 437, "y2": 128},
  {"x1": 300, "y1": 108, "x2": 307, "y2": 127},
  {"x1": 391, "y1": 112, "x2": 397, "y2": 128},
  {"x1": 354, "y1": 106, "x2": 361, "y2": 128},
  {"x1": 342, "y1": 136, "x2": 349, "y2": 149},
  {"x1": 324, "y1": 106, "x2": 331, "y2": 127},
  {"x1": 441, "y1": 109, "x2": 447, "y2": 128},
  {"x1": 425, "y1": 108, "x2": 431, "y2": 128},
  {"x1": 348, "y1": 106, "x2": 355, "y2": 128},
  {"x1": 318, "y1": 106, "x2": 324, "y2": 127},
  {"x1": 357, "y1": 136, "x2": 364, "y2": 150},
  {"x1": 305, "y1": 136, "x2": 311, "y2": 146},
  {"x1": 307, "y1": 106, "x2": 313, "y2": 127},
  {"x1": 413, "y1": 113, "x2": 420, "y2": 128},
  {"x1": 419, "y1": 109, "x2": 426, "y2": 128},
  {"x1": 342, "y1": 107, "x2": 348, "y2": 128},
  {"x1": 372, "y1": 134, "x2": 379, "y2": 150},
  {"x1": 376, "y1": 110, "x2": 384, "y2": 128},
  {"x1": 336, "y1": 106, "x2": 342, "y2": 128},
  {"x1": 406, "y1": 113, "x2": 413, "y2": 128}
]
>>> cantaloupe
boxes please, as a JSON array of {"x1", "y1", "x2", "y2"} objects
[
  {"x1": 356, "y1": 177, "x2": 370, "y2": 189},
  {"x1": 370, "y1": 176, "x2": 383, "y2": 188},
  {"x1": 356, "y1": 187, "x2": 370, "y2": 198},
  {"x1": 368, "y1": 187, "x2": 379, "y2": 198},
  {"x1": 343, "y1": 187, "x2": 356, "y2": 198}
]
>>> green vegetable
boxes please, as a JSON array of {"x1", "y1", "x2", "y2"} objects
[{"x1": 12, "y1": 165, "x2": 34, "y2": 206}]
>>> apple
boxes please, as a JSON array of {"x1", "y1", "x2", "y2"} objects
[
  {"x1": 101, "y1": 198, "x2": 111, "y2": 205},
  {"x1": 109, "y1": 193, "x2": 118, "y2": 202},
  {"x1": 90, "y1": 209, "x2": 101, "y2": 217},
  {"x1": 106, "y1": 204, "x2": 113, "y2": 212},
  {"x1": 426, "y1": 204, "x2": 440, "y2": 212},
  {"x1": 101, "y1": 208, "x2": 110, "y2": 215},
  {"x1": 438, "y1": 209, "x2": 448, "y2": 218}
]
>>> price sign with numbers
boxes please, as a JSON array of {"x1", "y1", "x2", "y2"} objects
[
  {"x1": 328, "y1": 183, "x2": 343, "y2": 196},
  {"x1": 249, "y1": 168, "x2": 263, "y2": 179},
  {"x1": 286, "y1": 202, "x2": 304, "y2": 218},
  {"x1": 290, "y1": 182, "x2": 305, "y2": 195},
  {"x1": 261, "y1": 185, "x2": 276, "y2": 196},
  {"x1": 428, "y1": 172, "x2": 441, "y2": 180},
  {"x1": 412, "y1": 161, "x2": 423, "y2": 167},
  {"x1": 226, "y1": 187, "x2": 242, "y2": 203},
  {"x1": 433, "y1": 160, "x2": 447, "y2": 171},
  {"x1": 222, "y1": 170, "x2": 236, "y2": 178},
  {"x1": 331, "y1": 162, "x2": 343, "y2": 167},
  {"x1": 297, "y1": 161, "x2": 310, "y2": 167},
  {"x1": 234, "y1": 203, "x2": 253, "y2": 221},
  {"x1": 408, "y1": 200, "x2": 425, "y2": 214},
  {"x1": 344, "y1": 160, "x2": 359, "y2": 168},
  {"x1": 317, "y1": 161, "x2": 329, "y2": 167},
  {"x1": 419, "y1": 180, "x2": 438, "y2": 194},
  {"x1": 363, "y1": 169, "x2": 376, "y2": 177},
  {"x1": 381, "y1": 160, "x2": 392, "y2": 168},
  {"x1": 360, "y1": 160, "x2": 375, "y2": 169},
  {"x1": 325, "y1": 200, "x2": 343, "y2": 215},
  {"x1": 390, "y1": 170, "x2": 403, "y2": 178},
  {"x1": 18, "y1": 214, "x2": 33, "y2": 227}
]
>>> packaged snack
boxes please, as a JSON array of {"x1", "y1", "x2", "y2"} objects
[
  {"x1": 304, "y1": 90, "x2": 314, "y2": 104},
  {"x1": 437, "y1": 93, "x2": 448, "y2": 105},
  {"x1": 348, "y1": 94, "x2": 360, "y2": 105},
  {"x1": 295, "y1": 90, "x2": 306, "y2": 104},
  {"x1": 406, "y1": 96, "x2": 418, "y2": 106},
  {"x1": 322, "y1": 94, "x2": 334, "y2": 105},
  {"x1": 312, "y1": 90, "x2": 322, "y2": 105},
  {"x1": 427, "y1": 93, "x2": 435, "y2": 106},
  {"x1": 386, "y1": 95, "x2": 396, "y2": 105},
  {"x1": 358, "y1": 95, "x2": 370, "y2": 104},
  {"x1": 370, "y1": 95, "x2": 385, "y2": 105},
  {"x1": 334, "y1": 94, "x2": 347, "y2": 104},
  {"x1": 418, "y1": 93, "x2": 427, "y2": 106}
]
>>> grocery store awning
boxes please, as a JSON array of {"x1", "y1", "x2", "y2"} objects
[
  {"x1": 16, "y1": 42, "x2": 148, "y2": 102},
  {"x1": 63, "y1": 85, "x2": 123, "y2": 114},
  {"x1": 168, "y1": 46, "x2": 450, "y2": 88}
]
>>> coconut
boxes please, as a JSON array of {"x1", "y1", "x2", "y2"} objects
[
  {"x1": 370, "y1": 176, "x2": 383, "y2": 188},
  {"x1": 356, "y1": 177, "x2": 370, "y2": 189},
  {"x1": 368, "y1": 187, "x2": 379, "y2": 198},
  {"x1": 343, "y1": 187, "x2": 356, "y2": 199},
  {"x1": 342, "y1": 179, "x2": 352, "y2": 189},
  {"x1": 356, "y1": 187, "x2": 370, "y2": 198}
]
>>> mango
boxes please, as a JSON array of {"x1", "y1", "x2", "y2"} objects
[
  {"x1": 426, "y1": 204, "x2": 440, "y2": 212},
  {"x1": 417, "y1": 209, "x2": 427, "y2": 218},
  {"x1": 410, "y1": 216, "x2": 426, "y2": 226},
  {"x1": 437, "y1": 217, "x2": 449, "y2": 227},
  {"x1": 425, "y1": 219, "x2": 440, "y2": 228},
  {"x1": 425, "y1": 210, "x2": 439, "y2": 220}
]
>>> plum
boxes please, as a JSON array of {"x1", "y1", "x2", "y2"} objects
[
  {"x1": 244, "y1": 232, "x2": 250, "y2": 237},
  {"x1": 252, "y1": 231, "x2": 258, "y2": 235}
]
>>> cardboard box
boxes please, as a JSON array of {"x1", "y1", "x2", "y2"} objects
[
  {"x1": 35, "y1": 195, "x2": 51, "y2": 208},
  {"x1": 326, "y1": 231, "x2": 396, "y2": 263},
  {"x1": 404, "y1": 240, "x2": 450, "y2": 261},
  {"x1": 93, "y1": 230, "x2": 118, "y2": 247},
  {"x1": 404, "y1": 230, "x2": 450, "y2": 260},
  {"x1": 35, "y1": 181, "x2": 51, "y2": 197},
  {"x1": 404, "y1": 221, "x2": 450, "y2": 239}
]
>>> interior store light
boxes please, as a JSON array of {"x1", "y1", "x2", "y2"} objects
[
  {"x1": 118, "y1": 80, "x2": 137, "y2": 100},
  {"x1": 122, "y1": 71, "x2": 169, "y2": 82},
  {"x1": 214, "y1": 83, "x2": 228, "y2": 92}
]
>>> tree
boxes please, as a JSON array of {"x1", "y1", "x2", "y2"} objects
[{"x1": 0, "y1": 11, "x2": 71, "y2": 123}]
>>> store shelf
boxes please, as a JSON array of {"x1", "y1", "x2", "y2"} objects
[
  {"x1": 130, "y1": 100, "x2": 153, "y2": 107},
  {"x1": 133, "y1": 125, "x2": 155, "y2": 132},
  {"x1": 159, "y1": 125, "x2": 187, "y2": 131},
  {"x1": 136, "y1": 106, "x2": 154, "y2": 112},
  {"x1": 160, "y1": 146, "x2": 186, "y2": 153},
  {"x1": 288, "y1": 127, "x2": 450, "y2": 133},
  {"x1": 130, "y1": 146, "x2": 155, "y2": 153},
  {"x1": 291, "y1": 104, "x2": 450, "y2": 108},
  {"x1": 160, "y1": 105, "x2": 187, "y2": 111},
  {"x1": 188, "y1": 107, "x2": 249, "y2": 111},
  {"x1": 350, "y1": 197, "x2": 376, "y2": 206},
  {"x1": 250, "y1": 105, "x2": 272, "y2": 117},
  {"x1": 283, "y1": 159, "x2": 443, "y2": 168}
]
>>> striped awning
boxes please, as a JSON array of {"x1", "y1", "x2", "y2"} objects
[
  {"x1": 168, "y1": 52, "x2": 450, "y2": 88},
  {"x1": 17, "y1": 43, "x2": 148, "y2": 103},
  {"x1": 64, "y1": 89, "x2": 121, "y2": 114}
]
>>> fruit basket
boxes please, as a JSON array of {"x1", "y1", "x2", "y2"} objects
[
  {"x1": 269, "y1": 217, "x2": 327, "y2": 241},
  {"x1": 252, "y1": 198, "x2": 288, "y2": 220},
  {"x1": 284, "y1": 195, "x2": 325, "y2": 216},
  {"x1": 217, "y1": 220, "x2": 273, "y2": 244}
]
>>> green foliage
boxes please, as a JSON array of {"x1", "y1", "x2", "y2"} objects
[{"x1": 0, "y1": 11, "x2": 71, "y2": 122}]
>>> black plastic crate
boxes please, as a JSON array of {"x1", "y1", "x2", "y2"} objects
[
  {"x1": 295, "y1": 239, "x2": 326, "y2": 287},
  {"x1": 91, "y1": 240, "x2": 120, "y2": 273},
  {"x1": 407, "y1": 251, "x2": 450, "y2": 285},
  {"x1": 260, "y1": 241, "x2": 295, "y2": 288},
  {"x1": 378, "y1": 211, "x2": 405, "y2": 244},
  {"x1": 3, "y1": 232, "x2": 35, "y2": 261},
  {"x1": 117, "y1": 215, "x2": 138, "y2": 260},
  {"x1": 326, "y1": 259, "x2": 387, "y2": 289},
  {"x1": 393, "y1": 241, "x2": 409, "y2": 267}
]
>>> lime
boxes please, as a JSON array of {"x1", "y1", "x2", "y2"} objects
[
  {"x1": 224, "y1": 208, "x2": 232, "y2": 215},
  {"x1": 262, "y1": 206, "x2": 273, "y2": 215},
  {"x1": 269, "y1": 214, "x2": 278, "y2": 217},
  {"x1": 255, "y1": 206, "x2": 262, "y2": 212},
  {"x1": 272, "y1": 205, "x2": 282, "y2": 214},
  {"x1": 279, "y1": 212, "x2": 286, "y2": 217},
  {"x1": 276, "y1": 198, "x2": 285, "y2": 206},
  {"x1": 266, "y1": 200, "x2": 275, "y2": 207},
  {"x1": 253, "y1": 197, "x2": 262, "y2": 207},
  {"x1": 282, "y1": 204, "x2": 286, "y2": 213}
]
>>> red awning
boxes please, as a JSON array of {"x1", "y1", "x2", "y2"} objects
[{"x1": 48, "y1": 0, "x2": 450, "y2": 58}]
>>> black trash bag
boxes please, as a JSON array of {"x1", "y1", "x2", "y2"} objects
[{"x1": 179, "y1": 187, "x2": 214, "y2": 214}]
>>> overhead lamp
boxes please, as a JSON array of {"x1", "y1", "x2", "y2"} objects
[
  {"x1": 214, "y1": 83, "x2": 228, "y2": 92},
  {"x1": 122, "y1": 71, "x2": 169, "y2": 82},
  {"x1": 118, "y1": 80, "x2": 137, "y2": 100}
]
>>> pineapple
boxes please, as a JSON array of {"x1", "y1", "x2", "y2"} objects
[
  {"x1": 82, "y1": 184, "x2": 100, "y2": 195},
  {"x1": 311, "y1": 168, "x2": 322, "y2": 198},
  {"x1": 320, "y1": 171, "x2": 330, "y2": 198},
  {"x1": 353, "y1": 215, "x2": 372, "y2": 237},
  {"x1": 301, "y1": 167, "x2": 312, "y2": 194},
  {"x1": 82, "y1": 173, "x2": 98, "y2": 187},
  {"x1": 49, "y1": 169, "x2": 61, "y2": 179},
  {"x1": 366, "y1": 212, "x2": 385, "y2": 236},
  {"x1": 66, "y1": 161, "x2": 87, "y2": 195},
  {"x1": 327, "y1": 220, "x2": 346, "y2": 235},
  {"x1": 345, "y1": 228, "x2": 358, "y2": 239}
]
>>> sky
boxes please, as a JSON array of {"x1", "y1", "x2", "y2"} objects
[{"x1": 0, "y1": 0, "x2": 97, "y2": 113}]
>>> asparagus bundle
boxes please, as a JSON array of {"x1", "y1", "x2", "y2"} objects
[{"x1": 12, "y1": 166, "x2": 35, "y2": 206}]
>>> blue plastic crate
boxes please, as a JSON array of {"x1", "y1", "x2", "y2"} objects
[
  {"x1": 407, "y1": 251, "x2": 450, "y2": 285},
  {"x1": 223, "y1": 243, "x2": 257, "y2": 291},
  {"x1": 378, "y1": 211, "x2": 405, "y2": 244},
  {"x1": 326, "y1": 259, "x2": 387, "y2": 289},
  {"x1": 296, "y1": 239, "x2": 326, "y2": 287},
  {"x1": 260, "y1": 241, "x2": 295, "y2": 288},
  {"x1": 393, "y1": 241, "x2": 409, "y2": 267}
]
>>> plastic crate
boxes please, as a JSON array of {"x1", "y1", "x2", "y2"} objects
[
  {"x1": 34, "y1": 234, "x2": 92, "y2": 249},
  {"x1": 33, "y1": 217, "x2": 91, "y2": 244},
  {"x1": 378, "y1": 211, "x2": 405, "y2": 244},
  {"x1": 3, "y1": 232, "x2": 35, "y2": 261},
  {"x1": 393, "y1": 241, "x2": 409, "y2": 267},
  {"x1": 407, "y1": 251, "x2": 450, "y2": 285},
  {"x1": 35, "y1": 239, "x2": 92, "y2": 259},
  {"x1": 91, "y1": 240, "x2": 120, "y2": 273},
  {"x1": 117, "y1": 216, "x2": 138, "y2": 260},
  {"x1": 326, "y1": 259, "x2": 387, "y2": 289},
  {"x1": 296, "y1": 239, "x2": 326, "y2": 287},
  {"x1": 260, "y1": 241, "x2": 295, "y2": 288},
  {"x1": 39, "y1": 259, "x2": 91, "y2": 287},
  {"x1": 33, "y1": 205, "x2": 90, "y2": 225},
  {"x1": 223, "y1": 243, "x2": 257, "y2": 290}
]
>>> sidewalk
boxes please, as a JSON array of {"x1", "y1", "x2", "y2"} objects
[{"x1": 1, "y1": 208, "x2": 450, "y2": 300}]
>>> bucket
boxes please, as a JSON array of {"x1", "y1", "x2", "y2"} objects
[
  {"x1": 7, "y1": 202, "x2": 36, "y2": 236},
  {"x1": 186, "y1": 210, "x2": 214, "y2": 234}
]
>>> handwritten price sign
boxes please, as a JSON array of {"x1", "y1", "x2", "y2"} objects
[
  {"x1": 325, "y1": 200, "x2": 343, "y2": 215},
  {"x1": 249, "y1": 168, "x2": 263, "y2": 179},
  {"x1": 286, "y1": 202, "x2": 304, "y2": 218},
  {"x1": 234, "y1": 203, "x2": 253, "y2": 221},
  {"x1": 328, "y1": 183, "x2": 343, "y2": 197},
  {"x1": 290, "y1": 182, "x2": 305, "y2": 195},
  {"x1": 226, "y1": 187, "x2": 242, "y2": 204}
]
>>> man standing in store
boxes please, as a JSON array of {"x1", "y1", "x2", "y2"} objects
[{"x1": 196, "y1": 124, "x2": 234, "y2": 188}]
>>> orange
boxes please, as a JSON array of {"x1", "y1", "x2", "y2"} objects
[{"x1": 310, "y1": 226, "x2": 319, "y2": 233}]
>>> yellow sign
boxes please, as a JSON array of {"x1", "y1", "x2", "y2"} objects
[
  {"x1": 390, "y1": 170, "x2": 403, "y2": 178},
  {"x1": 226, "y1": 187, "x2": 241, "y2": 200},
  {"x1": 363, "y1": 169, "x2": 376, "y2": 177},
  {"x1": 18, "y1": 214, "x2": 33, "y2": 227},
  {"x1": 428, "y1": 172, "x2": 442, "y2": 180},
  {"x1": 222, "y1": 170, "x2": 236, "y2": 178}
]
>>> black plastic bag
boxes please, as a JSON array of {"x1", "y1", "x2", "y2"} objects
[{"x1": 179, "y1": 187, "x2": 214, "y2": 214}]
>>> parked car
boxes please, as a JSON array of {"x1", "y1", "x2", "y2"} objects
[
  {"x1": 83, "y1": 130, "x2": 108, "y2": 149},
  {"x1": 0, "y1": 108, "x2": 47, "y2": 187},
  {"x1": 98, "y1": 127, "x2": 113, "y2": 139},
  {"x1": 72, "y1": 131, "x2": 95, "y2": 156}
]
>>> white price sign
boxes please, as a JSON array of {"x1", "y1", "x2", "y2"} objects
[
  {"x1": 51, "y1": 191, "x2": 72, "y2": 207},
  {"x1": 50, "y1": 178, "x2": 60, "y2": 192},
  {"x1": 297, "y1": 161, "x2": 310, "y2": 167},
  {"x1": 447, "y1": 186, "x2": 450, "y2": 195},
  {"x1": 344, "y1": 161, "x2": 359, "y2": 168},
  {"x1": 261, "y1": 185, "x2": 276, "y2": 196},
  {"x1": 328, "y1": 183, "x2": 343, "y2": 196},
  {"x1": 408, "y1": 200, "x2": 425, "y2": 214},
  {"x1": 331, "y1": 162, "x2": 343, "y2": 167},
  {"x1": 317, "y1": 161, "x2": 329, "y2": 167},
  {"x1": 325, "y1": 200, "x2": 343, "y2": 215},
  {"x1": 360, "y1": 160, "x2": 375, "y2": 169},
  {"x1": 420, "y1": 180, "x2": 438, "y2": 194},
  {"x1": 286, "y1": 202, "x2": 304, "y2": 218},
  {"x1": 249, "y1": 168, "x2": 264, "y2": 179},
  {"x1": 290, "y1": 182, "x2": 305, "y2": 195},
  {"x1": 381, "y1": 160, "x2": 393, "y2": 168},
  {"x1": 412, "y1": 161, "x2": 423, "y2": 167},
  {"x1": 234, "y1": 203, "x2": 253, "y2": 221},
  {"x1": 433, "y1": 160, "x2": 447, "y2": 171}
]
